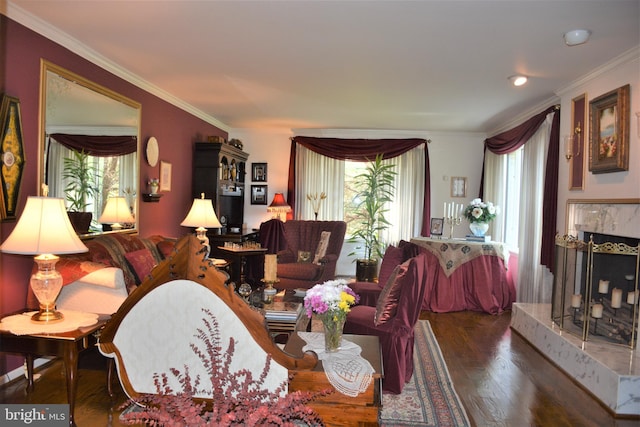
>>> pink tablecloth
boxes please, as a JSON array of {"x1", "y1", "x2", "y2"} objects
[{"x1": 418, "y1": 246, "x2": 516, "y2": 314}]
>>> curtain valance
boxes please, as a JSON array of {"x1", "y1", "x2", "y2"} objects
[
  {"x1": 290, "y1": 136, "x2": 427, "y2": 161},
  {"x1": 50, "y1": 134, "x2": 137, "y2": 156},
  {"x1": 288, "y1": 136, "x2": 431, "y2": 236}
]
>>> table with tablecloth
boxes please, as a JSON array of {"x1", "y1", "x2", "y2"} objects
[{"x1": 410, "y1": 237, "x2": 516, "y2": 314}]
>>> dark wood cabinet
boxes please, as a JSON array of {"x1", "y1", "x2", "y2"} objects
[{"x1": 192, "y1": 142, "x2": 249, "y2": 235}]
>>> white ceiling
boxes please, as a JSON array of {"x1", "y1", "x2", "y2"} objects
[{"x1": 7, "y1": 0, "x2": 640, "y2": 134}]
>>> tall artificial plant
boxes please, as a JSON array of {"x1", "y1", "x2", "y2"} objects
[
  {"x1": 349, "y1": 153, "x2": 396, "y2": 261},
  {"x1": 63, "y1": 149, "x2": 99, "y2": 212}
]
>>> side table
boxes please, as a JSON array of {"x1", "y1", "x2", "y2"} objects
[
  {"x1": 284, "y1": 333, "x2": 383, "y2": 426},
  {"x1": 217, "y1": 246, "x2": 267, "y2": 286},
  {"x1": 0, "y1": 311, "x2": 109, "y2": 427}
]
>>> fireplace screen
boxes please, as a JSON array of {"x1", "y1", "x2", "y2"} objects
[{"x1": 552, "y1": 234, "x2": 639, "y2": 349}]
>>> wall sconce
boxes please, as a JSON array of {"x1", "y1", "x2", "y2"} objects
[{"x1": 564, "y1": 122, "x2": 582, "y2": 161}]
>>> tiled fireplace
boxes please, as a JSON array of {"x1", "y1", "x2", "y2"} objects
[{"x1": 511, "y1": 199, "x2": 640, "y2": 416}]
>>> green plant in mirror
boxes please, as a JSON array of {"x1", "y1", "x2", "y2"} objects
[
  {"x1": 63, "y1": 149, "x2": 100, "y2": 212},
  {"x1": 348, "y1": 153, "x2": 396, "y2": 261}
]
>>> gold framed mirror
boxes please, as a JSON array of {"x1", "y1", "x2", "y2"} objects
[{"x1": 38, "y1": 60, "x2": 141, "y2": 236}]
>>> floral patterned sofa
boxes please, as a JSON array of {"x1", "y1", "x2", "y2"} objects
[{"x1": 30, "y1": 233, "x2": 176, "y2": 314}]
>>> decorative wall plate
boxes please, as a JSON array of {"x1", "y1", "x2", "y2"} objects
[
  {"x1": 0, "y1": 95, "x2": 25, "y2": 220},
  {"x1": 146, "y1": 136, "x2": 159, "y2": 167}
]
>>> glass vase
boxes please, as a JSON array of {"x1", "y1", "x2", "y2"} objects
[
  {"x1": 469, "y1": 222, "x2": 489, "y2": 237},
  {"x1": 322, "y1": 315, "x2": 345, "y2": 352}
]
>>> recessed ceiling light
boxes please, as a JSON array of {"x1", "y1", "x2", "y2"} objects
[
  {"x1": 508, "y1": 75, "x2": 528, "y2": 87},
  {"x1": 564, "y1": 29, "x2": 591, "y2": 46}
]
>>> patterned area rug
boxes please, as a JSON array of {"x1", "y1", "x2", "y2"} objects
[{"x1": 380, "y1": 320, "x2": 470, "y2": 427}]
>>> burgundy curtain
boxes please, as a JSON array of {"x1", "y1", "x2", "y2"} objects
[
  {"x1": 288, "y1": 136, "x2": 431, "y2": 236},
  {"x1": 50, "y1": 134, "x2": 137, "y2": 156},
  {"x1": 479, "y1": 105, "x2": 559, "y2": 272}
]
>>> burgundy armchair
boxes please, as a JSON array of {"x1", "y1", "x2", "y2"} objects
[
  {"x1": 344, "y1": 252, "x2": 428, "y2": 394},
  {"x1": 275, "y1": 220, "x2": 346, "y2": 290},
  {"x1": 349, "y1": 240, "x2": 418, "y2": 306}
]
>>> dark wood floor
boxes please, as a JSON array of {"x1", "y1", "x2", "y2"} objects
[{"x1": 1, "y1": 310, "x2": 638, "y2": 426}]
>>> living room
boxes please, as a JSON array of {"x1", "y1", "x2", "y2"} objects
[{"x1": 1, "y1": 1, "x2": 639, "y2": 425}]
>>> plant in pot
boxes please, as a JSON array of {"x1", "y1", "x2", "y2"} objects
[
  {"x1": 348, "y1": 153, "x2": 396, "y2": 282},
  {"x1": 63, "y1": 149, "x2": 100, "y2": 234}
]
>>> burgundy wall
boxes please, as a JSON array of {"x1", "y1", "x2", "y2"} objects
[{"x1": 0, "y1": 16, "x2": 227, "y2": 375}]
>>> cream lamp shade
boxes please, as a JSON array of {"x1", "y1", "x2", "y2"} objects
[
  {"x1": 181, "y1": 194, "x2": 221, "y2": 258},
  {"x1": 267, "y1": 193, "x2": 291, "y2": 222},
  {"x1": 0, "y1": 196, "x2": 88, "y2": 322},
  {"x1": 99, "y1": 197, "x2": 134, "y2": 230}
]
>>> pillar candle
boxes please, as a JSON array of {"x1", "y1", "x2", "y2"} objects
[
  {"x1": 598, "y1": 280, "x2": 609, "y2": 294},
  {"x1": 591, "y1": 303, "x2": 603, "y2": 318},
  {"x1": 444, "y1": 202, "x2": 447, "y2": 218},
  {"x1": 570, "y1": 294, "x2": 581, "y2": 308},
  {"x1": 611, "y1": 288, "x2": 623, "y2": 308},
  {"x1": 264, "y1": 254, "x2": 277, "y2": 282},
  {"x1": 627, "y1": 291, "x2": 636, "y2": 305}
]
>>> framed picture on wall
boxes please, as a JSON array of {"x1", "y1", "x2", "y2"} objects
[
  {"x1": 450, "y1": 176, "x2": 467, "y2": 198},
  {"x1": 160, "y1": 161, "x2": 172, "y2": 191},
  {"x1": 251, "y1": 185, "x2": 268, "y2": 205},
  {"x1": 589, "y1": 84, "x2": 630, "y2": 174},
  {"x1": 252, "y1": 163, "x2": 267, "y2": 182},
  {"x1": 0, "y1": 95, "x2": 26, "y2": 220}
]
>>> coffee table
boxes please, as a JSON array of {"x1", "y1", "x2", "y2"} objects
[
  {"x1": 284, "y1": 333, "x2": 383, "y2": 426},
  {"x1": 0, "y1": 310, "x2": 109, "y2": 427}
]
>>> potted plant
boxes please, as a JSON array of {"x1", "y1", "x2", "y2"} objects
[
  {"x1": 348, "y1": 153, "x2": 396, "y2": 282},
  {"x1": 63, "y1": 149, "x2": 99, "y2": 234}
]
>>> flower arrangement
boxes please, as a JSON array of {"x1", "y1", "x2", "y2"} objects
[
  {"x1": 119, "y1": 309, "x2": 326, "y2": 426},
  {"x1": 303, "y1": 279, "x2": 359, "y2": 322},
  {"x1": 148, "y1": 178, "x2": 159, "y2": 186},
  {"x1": 464, "y1": 198, "x2": 499, "y2": 223},
  {"x1": 306, "y1": 192, "x2": 327, "y2": 219}
]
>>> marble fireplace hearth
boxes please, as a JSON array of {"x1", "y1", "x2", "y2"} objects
[{"x1": 511, "y1": 303, "x2": 640, "y2": 416}]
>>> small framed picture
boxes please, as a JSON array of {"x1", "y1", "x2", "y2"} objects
[
  {"x1": 450, "y1": 176, "x2": 467, "y2": 198},
  {"x1": 589, "y1": 84, "x2": 630, "y2": 174},
  {"x1": 160, "y1": 161, "x2": 172, "y2": 191},
  {"x1": 430, "y1": 218, "x2": 444, "y2": 236},
  {"x1": 251, "y1": 185, "x2": 268, "y2": 205},
  {"x1": 252, "y1": 163, "x2": 267, "y2": 182}
]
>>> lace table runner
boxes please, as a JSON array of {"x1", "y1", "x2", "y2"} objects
[
  {"x1": 298, "y1": 332, "x2": 374, "y2": 397},
  {"x1": 410, "y1": 237, "x2": 509, "y2": 277},
  {"x1": 0, "y1": 310, "x2": 99, "y2": 335}
]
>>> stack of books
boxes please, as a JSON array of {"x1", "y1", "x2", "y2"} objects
[
  {"x1": 264, "y1": 302, "x2": 303, "y2": 321},
  {"x1": 465, "y1": 235, "x2": 491, "y2": 242}
]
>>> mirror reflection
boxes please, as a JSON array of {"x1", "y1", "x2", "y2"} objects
[{"x1": 39, "y1": 61, "x2": 141, "y2": 235}]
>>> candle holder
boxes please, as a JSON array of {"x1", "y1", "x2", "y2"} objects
[
  {"x1": 445, "y1": 216, "x2": 462, "y2": 239},
  {"x1": 261, "y1": 279, "x2": 279, "y2": 304},
  {"x1": 592, "y1": 317, "x2": 599, "y2": 335}
]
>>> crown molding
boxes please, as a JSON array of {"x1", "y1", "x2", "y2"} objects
[
  {"x1": 486, "y1": 96, "x2": 560, "y2": 138},
  {"x1": 555, "y1": 45, "x2": 640, "y2": 97},
  {"x1": 5, "y1": 2, "x2": 230, "y2": 132}
]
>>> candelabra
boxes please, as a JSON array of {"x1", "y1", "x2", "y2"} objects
[{"x1": 445, "y1": 215, "x2": 462, "y2": 239}]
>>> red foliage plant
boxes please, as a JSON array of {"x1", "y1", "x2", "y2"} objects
[{"x1": 119, "y1": 308, "x2": 329, "y2": 426}]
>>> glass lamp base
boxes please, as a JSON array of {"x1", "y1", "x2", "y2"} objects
[{"x1": 30, "y1": 254, "x2": 65, "y2": 323}]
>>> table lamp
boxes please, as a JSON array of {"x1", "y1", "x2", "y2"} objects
[
  {"x1": 181, "y1": 193, "x2": 221, "y2": 257},
  {"x1": 99, "y1": 196, "x2": 134, "y2": 230},
  {"x1": 0, "y1": 196, "x2": 88, "y2": 322},
  {"x1": 267, "y1": 193, "x2": 291, "y2": 222}
]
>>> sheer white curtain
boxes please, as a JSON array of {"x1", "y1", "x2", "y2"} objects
[
  {"x1": 295, "y1": 145, "x2": 424, "y2": 246},
  {"x1": 380, "y1": 146, "x2": 425, "y2": 245},
  {"x1": 517, "y1": 114, "x2": 554, "y2": 303},
  {"x1": 482, "y1": 151, "x2": 507, "y2": 244},
  {"x1": 295, "y1": 146, "x2": 345, "y2": 220}
]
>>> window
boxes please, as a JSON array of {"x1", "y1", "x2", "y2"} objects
[{"x1": 295, "y1": 146, "x2": 424, "y2": 250}]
